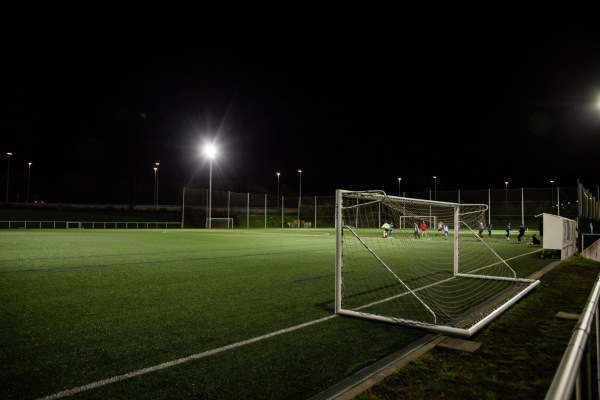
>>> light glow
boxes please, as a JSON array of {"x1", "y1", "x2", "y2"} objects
[{"x1": 204, "y1": 144, "x2": 217, "y2": 159}]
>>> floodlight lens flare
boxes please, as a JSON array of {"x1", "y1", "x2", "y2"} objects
[{"x1": 204, "y1": 144, "x2": 217, "y2": 159}]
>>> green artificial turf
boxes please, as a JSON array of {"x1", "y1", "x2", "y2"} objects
[{"x1": 0, "y1": 228, "x2": 566, "y2": 399}]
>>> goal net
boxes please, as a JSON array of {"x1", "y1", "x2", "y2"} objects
[
  {"x1": 398, "y1": 215, "x2": 436, "y2": 230},
  {"x1": 335, "y1": 189, "x2": 539, "y2": 338},
  {"x1": 206, "y1": 218, "x2": 234, "y2": 228},
  {"x1": 182, "y1": 187, "x2": 234, "y2": 228}
]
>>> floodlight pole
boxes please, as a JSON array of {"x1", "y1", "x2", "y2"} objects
[
  {"x1": 5, "y1": 152, "x2": 12, "y2": 204},
  {"x1": 153, "y1": 163, "x2": 159, "y2": 210},
  {"x1": 204, "y1": 144, "x2": 217, "y2": 229},
  {"x1": 209, "y1": 157, "x2": 213, "y2": 228},
  {"x1": 26, "y1": 162, "x2": 32, "y2": 204},
  {"x1": 298, "y1": 169, "x2": 302, "y2": 228},
  {"x1": 398, "y1": 177, "x2": 401, "y2": 196},
  {"x1": 433, "y1": 176, "x2": 437, "y2": 200},
  {"x1": 550, "y1": 180, "x2": 554, "y2": 212},
  {"x1": 155, "y1": 162, "x2": 160, "y2": 208},
  {"x1": 277, "y1": 172, "x2": 281, "y2": 209},
  {"x1": 505, "y1": 181, "x2": 509, "y2": 217}
]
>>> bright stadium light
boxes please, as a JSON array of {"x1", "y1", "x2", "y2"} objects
[
  {"x1": 398, "y1": 177, "x2": 402, "y2": 196},
  {"x1": 433, "y1": 176, "x2": 437, "y2": 200},
  {"x1": 204, "y1": 144, "x2": 217, "y2": 228}
]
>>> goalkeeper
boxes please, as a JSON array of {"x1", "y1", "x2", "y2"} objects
[{"x1": 381, "y1": 222, "x2": 390, "y2": 238}]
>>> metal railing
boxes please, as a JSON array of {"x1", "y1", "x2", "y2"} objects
[
  {"x1": 545, "y1": 273, "x2": 600, "y2": 400},
  {"x1": 0, "y1": 221, "x2": 181, "y2": 229}
]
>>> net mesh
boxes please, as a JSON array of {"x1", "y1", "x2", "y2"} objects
[{"x1": 337, "y1": 190, "x2": 537, "y2": 334}]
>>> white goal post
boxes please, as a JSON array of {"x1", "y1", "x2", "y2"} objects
[
  {"x1": 335, "y1": 189, "x2": 539, "y2": 338},
  {"x1": 205, "y1": 218, "x2": 234, "y2": 229}
]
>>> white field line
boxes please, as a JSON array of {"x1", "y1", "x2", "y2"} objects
[
  {"x1": 162, "y1": 230, "x2": 332, "y2": 237},
  {"x1": 37, "y1": 315, "x2": 337, "y2": 400}
]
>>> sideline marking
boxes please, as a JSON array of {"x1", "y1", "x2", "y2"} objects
[{"x1": 37, "y1": 315, "x2": 337, "y2": 400}]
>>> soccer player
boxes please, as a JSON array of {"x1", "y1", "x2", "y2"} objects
[
  {"x1": 420, "y1": 220, "x2": 427, "y2": 239},
  {"x1": 381, "y1": 222, "x2": 390, "y2": 238},
  {"x1": 517, "y1": 224, "x2": 525, "y2": 243}
]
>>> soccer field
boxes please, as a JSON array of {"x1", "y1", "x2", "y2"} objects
[{"x1": 0, "y1": 228, "x2": 552, "y2": 399}]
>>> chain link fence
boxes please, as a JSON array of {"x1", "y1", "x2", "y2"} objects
[{"x1": 182, "y1": 186, "x2": 581, "y2": 230}]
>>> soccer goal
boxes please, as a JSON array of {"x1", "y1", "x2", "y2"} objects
[
  {"x1": 335, "y1": 189, "x2": 539, "y2": 338},
  {"x1": 206, "y1": 218, "x2": 234, "y2": 229}
]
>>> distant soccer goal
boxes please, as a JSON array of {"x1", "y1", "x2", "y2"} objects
[
  {"x1": 206, "y1": 218, "x2": 234, "y2": 229},
  {"x1": 334, "y1": 189, "x2": 539, "y2": 338}
]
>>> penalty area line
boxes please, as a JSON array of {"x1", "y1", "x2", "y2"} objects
[{"x1": 36, "y1": 314, "x2": 337, "y2": 400}]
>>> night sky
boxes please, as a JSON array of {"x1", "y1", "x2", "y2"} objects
[{"x1": 2, "y1": 12, "x2": 599, "y2": 204}]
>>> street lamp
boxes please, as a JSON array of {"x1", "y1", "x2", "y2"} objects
[
  {"x1": 398, "y1": 177, "x2": 402, "y2": 196},
  {"x1": 153, "y1": 163, "x2": 159, "y2": 209},
  {"x1": 433, "y1": 176, "x2": 437, "y2": 200},
  {"x1": 505, "y1": 181, "x2": 509, "y2": 216},
  {"x1": 550, "y1": 180, "x2": 554, "y2": 211},
  {"x1": 276, "y1": 172, "x2": 281, "y2": 208},
  {"x1": 298, "y1": 169, "x2": 302, "y2": 228},
  {"x1": 204, "y1": 145, "x2": 216, "y2": 228},
  {"x1": 5, "y1": 152, "x2": 12, "y2": 203},
  {"x1": 27, "y1": 162, "x2": 32, "y2": 204}
]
